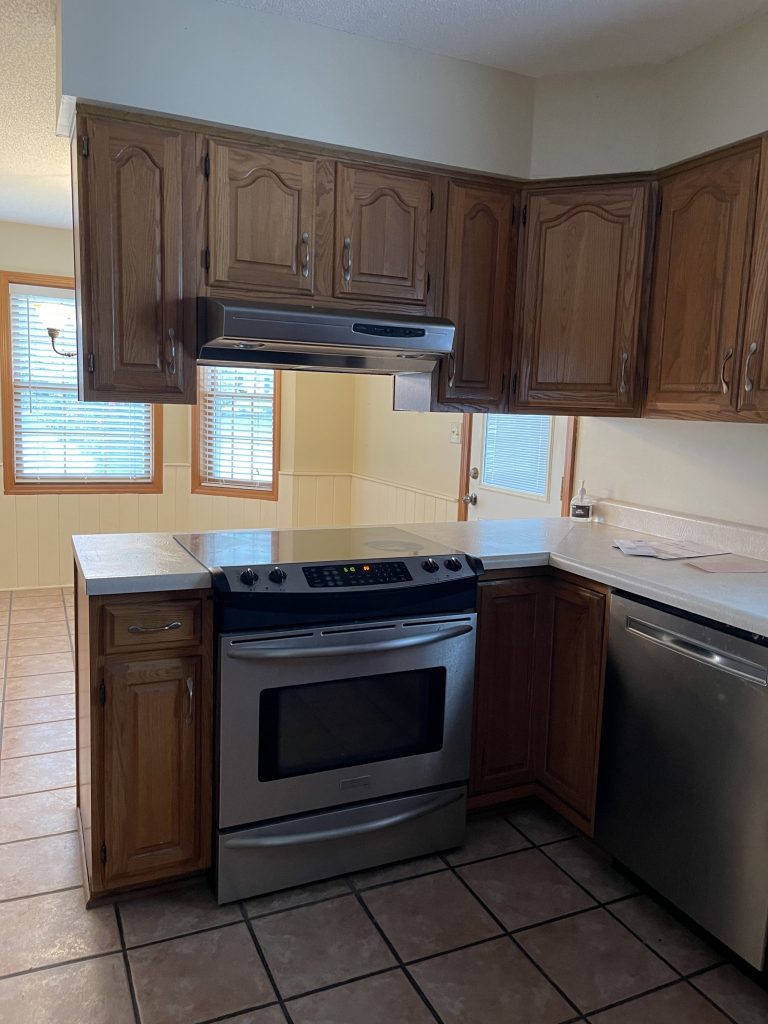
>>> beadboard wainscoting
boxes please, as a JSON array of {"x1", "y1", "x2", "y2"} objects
[{"x1": 0, "y1": 465, "x2": 458, "y2": 589}]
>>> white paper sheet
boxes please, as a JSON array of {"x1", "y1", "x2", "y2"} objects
[{"x1": 612, "y1": 538, "x2": 729, "y2": 560}]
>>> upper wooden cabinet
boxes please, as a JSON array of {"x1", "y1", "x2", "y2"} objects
[
  {"x1": 440, "y1": 183, "x2": 516, "y2": 408},
  {"x1": 334, "y1": 164, "x2": 434, "y2": 305},
  {"x1": 205, "y1": 141, "x2": 332, "y2": 297},
  {"x1": 73, "y1": 114, "x2": 197, "y2": 404},
  {"x1": 646, "y1": 143, "x2": 767, "y2": 421},
  {"x1": 514, "y1": 183, "x2": 652, "y2": 415}
]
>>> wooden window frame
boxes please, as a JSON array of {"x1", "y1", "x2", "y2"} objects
[
  {"x1": 0, "y1": 271, "x2": 163, "y2": 496},
  {"x1": 191, "y1": 367, "x2": 281, "y2": 501}
]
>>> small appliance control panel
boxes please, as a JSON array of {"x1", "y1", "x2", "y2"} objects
[{"x1": 215, "y1": 554, "x2": 479, "y2": 594}]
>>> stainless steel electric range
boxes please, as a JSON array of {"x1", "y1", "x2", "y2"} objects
[{"x1": 174, "y1": 527, "x2": 482, "y2": 903}]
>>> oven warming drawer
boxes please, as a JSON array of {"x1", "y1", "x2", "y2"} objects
[{"x1": 217, "y1": 785, "x2": 466, "y2": 903}]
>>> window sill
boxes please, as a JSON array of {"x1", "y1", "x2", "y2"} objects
[{"x1": 191, "y1": 482, "x2": 278, "y2": 501}]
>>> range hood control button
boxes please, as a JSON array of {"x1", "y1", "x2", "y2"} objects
[
  {"x1": 269, "y1": 566, "x2": 287, "y2": 584},
  {"x1": 239, "y1": 568, "x2": 257, "y2": 586},
  {"x1": 421, "y1": 558, "x2": 440, "y2": 574}
]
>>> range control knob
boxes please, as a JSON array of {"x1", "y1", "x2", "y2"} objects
[
  {"x1": 268, "y1": 566, "x2": 287, "y2": 584},
  {"x1": 239, "y1": 567, "x2": 257, "y2": 586},
  {"x1": 421, "y1": 558, "x2": 440, "y2": 574},
  {"x1": 444, "y1": 557, "x2": 462, "y2": 572}
]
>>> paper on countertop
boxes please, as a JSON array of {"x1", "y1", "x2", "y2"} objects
[
  {"x1": 612, "y1": 538, "x2": 729, "y2": 560},
  {"x1": 687, "y1": 554, "x2": 768, "y2": 574}
]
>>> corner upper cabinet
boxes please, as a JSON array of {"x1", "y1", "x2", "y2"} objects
[
  {"x1": 205, "y1": 140, "x2": 333, "y2": 297},
  {"x1": 73, "y1": 114, "x2": 197, "y2": 403},
  {"x1": 440, "y1": 183, "x2": 516, "y2": 408},
  {"x1": 514, "y1": 183, "x2": 652, "y2": 414},
  {"x1": 645, "y1": 144, "x2": 765, "y2": 420},
  {"x1": 334, "y1": 163, "x2": 435, "y2": 306}
]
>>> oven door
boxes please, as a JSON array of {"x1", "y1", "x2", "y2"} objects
[{"x1": 218, "y1": 613, "x2": 476, "y2": 827}]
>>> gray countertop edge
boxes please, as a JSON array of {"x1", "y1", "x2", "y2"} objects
[{"x1": 82, "y1": 571, "x2": 212, "y2": 596}]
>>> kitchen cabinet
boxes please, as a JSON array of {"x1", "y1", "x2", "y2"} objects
[
  {"x1": 514, "y1": 183, "x2": 652, "y2": 414},
  {"x1": 470, "y1": 578, "x2": 546, "y2": 795},
  {"x1": 205, "y1": 140, "x2": 333, "y2": 297},
  {"x1": 334, "y1": 163, "x2": 435, "y2": 306},
  {"x1": 73, "y1": 114, "x2": 197, "y2": 404},
  {"x1": 440, "y1": 182, "x2": 516, "y2": 408},
  {"x1": 645, "y1": 144, "x2": 763, "y2": 419},
  {"x1": 75, "y1": 582, "x2": 212, "y2": 900}
]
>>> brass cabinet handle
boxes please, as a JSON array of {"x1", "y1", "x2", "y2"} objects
[
  {"x1": 720, "y1": 347, "x2": 735, "y2": 394},
  {"x1": 342, "y1": 237, "x2": 352, "y2": 283},
  {"x1": 300, "y1": 232, "x2": 311, "y2": 279},
  {"x1": 127, "y1": 620, "x2": 182, "y2": 634},
  {"x1": 744, "y1": 341, "x2": 759, "y2": 393},
  {"x1": 167, "y1": 327, "x2": 177, "y2": 376},
  {"x1": 185, "y1": 677, "x2": 194, "y2": 724},
  {"x1": 619, "y1": 351, "x2": 629, "y2": 394}
]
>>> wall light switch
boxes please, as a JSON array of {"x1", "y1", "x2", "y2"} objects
[{"x1": 449, "y1": 421, "x2": 462, "y2": 445}]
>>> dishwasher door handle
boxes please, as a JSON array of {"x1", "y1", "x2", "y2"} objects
[
  {"x1": 626, "y1": 617, "x2": 768, "y2": 687},
  {"x1": 226, "y1": 624, "x2": 473, "y2": 660}
]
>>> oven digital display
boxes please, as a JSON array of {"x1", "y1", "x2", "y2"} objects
[{"x1": 303, "y1": 561, "x2": 413, "y2": 587}]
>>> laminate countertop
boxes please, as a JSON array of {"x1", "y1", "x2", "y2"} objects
[{"x1": 72, "y1": 519, "x2": 768, "y2": 636}]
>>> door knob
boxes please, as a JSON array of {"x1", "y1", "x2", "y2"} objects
[
  {"x1": 469, "y1": 467, "x2": 479, "y2": 480},
  {"x1": 462, "y1": 492, "x2": 478, "y2": 506}
]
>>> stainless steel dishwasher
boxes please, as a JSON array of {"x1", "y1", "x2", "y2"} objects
[{"x1": 595, "y1": 592, "x2": 768, "y2": 970}]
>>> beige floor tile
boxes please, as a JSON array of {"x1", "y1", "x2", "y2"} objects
[
  {"x1": 290, "y1": 969, "x2": 434, "y2": 1024},
  {"x1": 2, "y1": 719, "x2": 76, "y2": 759},
  {"x1": 221, "y1": 1009, "x2": 286, "y2": 1024},
  {"x1": 362, "y1": 870, "x2": 500, "y2": 961},
  {"x1": 245, "y1": 877, "x2": 352, "y2": 918},
  {"x1": 458, "y1": 849, "x2": 595, "y2": 930},
  {"x1": 8, "y1": 635, "x2": 72, "y2": 658},
  {"x1": 0, "y1": 642, "x2": 5, "y2": 660},
  {"x1": 253, "y1": 894, "x2": 395, "y2": 998},
  {"x1": 0, "y1": 831, "x2": 82, "y2": 899},
  {"x1": 411, "y1": 937, "x2": 574, "y2": 1024},
  {"x1": 129, "y1": 923, "x2": 275, "y2": 1024},
  {"x1": 11, "y1": 593, "x2": 64, "y2": 610},
  {"x1": 0, "y1": 888, "x2": 119, "y2": 976},
  {"x1": 10, "y1": 606, "x2": 66, "y2": 625},
  {"x1": 2, "y1": 693, "x2": 75, "y2": 727},
  {"x1": 120, "y1": 880, "x2": 242, "y2": 946},
  {"x1": 610, "y1": 896, "x2": 720, "y2": 974},
  {"x1": 517, "y1": 908, "x2": 676, "y2": 1013},
  {"x1": 693, "y1": 964, "x2": 768, "y2": 1024},
  {"x1": 587, "y1": 982, "x2": 732, "y2": 1023},
  {"x1": 4, "y1": 672, "x2": 75, "y2": 700},
  {"x1": 0, "y1": 953, "x2": 134, "y2": 1024},
  {"x1": 545, "y1": 838, "x2": 637, "y2": 902},
  {"x1": 0, "y1": 748, "x2": 76, "y2": 796},
  {"x1": 445, "y1": 813, "x2": 531, "y2": 866},
  {"x1": 11, "y1": 588, "x2": 63, "y2": 600},
  {"x1": 0, "y1": 787, "x2": 77, "y2": 843},
  {"x1": 349, "y1": 853, "x2": 445, "y2": 889},
  {"x1": 6, "y1": 652, "x2": 74, "y2": 678},
  {"x1": 9, "y1": 620, "x2": 70, "y2": 640},
  {"x1": 505, "y1": 802, "x2": 576, "y2": 845}
]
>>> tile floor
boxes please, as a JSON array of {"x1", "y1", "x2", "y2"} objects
[{"x1": 1, "y1": 587, "x2": 768, "y2": 1023}]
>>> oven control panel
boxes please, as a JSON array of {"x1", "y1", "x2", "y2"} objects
[{"x1": 303, "y1": 561, "x2": 412, "y2": 588}]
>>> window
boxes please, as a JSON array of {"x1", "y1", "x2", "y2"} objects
[
  {"x1": 193, "y1": 365, "x2": 280, "y2": 499},
  {"x1": 482, "y1": 414, "x2": 553, "y2": 498},
  {"x1": 0, "y1": 273, "x2": 160, "y2": 494}
]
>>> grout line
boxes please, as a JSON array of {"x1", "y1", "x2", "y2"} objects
[
  {"x1": 0, "y1": 827, "x2": 78, "y2": 848},
  {"x1": 196, "y1": 1000, "x2": 285, "y2": 1024},
  {"x1": 1, "y1": 744, "x2": 76, "y2": 762},
  {"x1": 114, "y1": 904, "x2": 142, "y2": 1024},
  {"x1": 0, "y1": 946, "x2": 122, "y2": 982},
  {"x1": 0, "y1": 782, "x2": 75, "y2": 799},
  {"x1": 238, "y1": 900, "x2": 297, "y2": 1023},
  {"x1": 0, "y1": 884, "x2": 83, "y2": 905},
  {"x1": 280, "y1": 965, "x2": 401, "y2": 1006}
]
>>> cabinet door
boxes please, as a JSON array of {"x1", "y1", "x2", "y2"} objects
[
  {"x1": 76, "y1": 116, "x2": 196, "y2": 403},
  {"x1": 207, "y1": 140, "x2": 322, "y2": 295},
  {"x1": 470, "y1": 578, "x2": 547, "y2": 795},
  {"x1": 739, "y1": 138, "x2": 768, "y2": 420},
  {"x1": 441, "y1": 183, "x2": 515, "y2": 408},
  {"x1": 101, "y1": 656, "x2": 207, "y2": 887},
  {"x1": 516, "y1": 183, "x2": 651, "y2": 413},
  {"x1": 534, "y1": 581, "x2": 606, "y2": 822},
  {"x1": 335, "y1": 163, "x2": 432, "y2": 304},
  {"x1": 646, "y1": 148, "x2": 760, "y2": 417}
]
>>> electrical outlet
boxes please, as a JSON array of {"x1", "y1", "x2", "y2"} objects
[{"x1": 449, "y1": 421, "x2": 462, "y2": 445}]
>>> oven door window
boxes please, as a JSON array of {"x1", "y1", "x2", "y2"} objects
[{"x1": 258, "y1": 668, "x2": 446, "y2": 781}]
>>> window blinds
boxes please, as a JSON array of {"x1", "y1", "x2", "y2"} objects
[
  {"x1": 8, "y1": 284, "x2": 153, "y2": 484},
  {"x1": 482, "y1": 414, "x2": 552, "y2": 497},
  {"x1": 197, "y1": 365, "x2": 276, "y2": 492}
]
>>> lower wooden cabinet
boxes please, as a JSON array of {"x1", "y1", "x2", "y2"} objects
[{"x1": 471, "y1": 572, "x2": 608, "y2": 832}]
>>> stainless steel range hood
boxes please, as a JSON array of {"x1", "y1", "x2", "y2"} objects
[{"x1": 197, "y1": 298, "x2": 454, "y2": 410}]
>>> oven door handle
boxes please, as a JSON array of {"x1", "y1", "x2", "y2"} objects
[
  {"x1": 225, "y1": 624, "x2": 474, "y2": 660},
  {"x1": 222, "y1": 790, "x2": 464, "y2": 849}
]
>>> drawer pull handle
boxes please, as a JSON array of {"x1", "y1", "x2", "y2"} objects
[
  {"x1": 744, "y1": 341, "x2": 759, "y2": 394},
  {"x1": 300, "y1": 231, "x2": 311, "y2": 279},
  {"x1": 619, "y1": 351, "x2": 629, "y2": 394},
  {"x1": 186, "y1": 677, "x2": 194, "y2": 724},
  {"x1": 342, "y1": 236, "x2": 352, "y2": 284},
  {"x1": 127, "y1": 620, "x2": 182, "y2": 634},
  {"x1": 720, "y1": 347, "x2": 734, "y2": 394}
]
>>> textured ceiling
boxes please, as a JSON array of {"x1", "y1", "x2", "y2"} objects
[
  {"x1": 0, "y1": 0, "x2": 71, "y2": 228},
  {"x1": 220, "y1": 0, "x2": 768, "y2": 76}
]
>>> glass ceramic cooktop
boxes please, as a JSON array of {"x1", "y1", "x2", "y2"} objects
[{"x1": 174, "y1": 526, "x2": 459, "y2": 569}]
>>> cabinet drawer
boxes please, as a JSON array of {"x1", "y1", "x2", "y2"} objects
[{"x1": 103, "y1": 600, "x2": 202, "y2": 654}]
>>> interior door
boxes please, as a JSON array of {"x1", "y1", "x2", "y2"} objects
[{"x1": 465, "y1": 414, "x2": 571, "y2": 520}]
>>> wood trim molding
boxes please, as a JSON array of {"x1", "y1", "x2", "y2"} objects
[
  {"x1": 0, "y1": 271, "x2": 163, "y2": 495},
  {"x1": 560, "y1": 416, "x2": 579, "y2": 517},
  {"x1": 191, "y1": 368, "x2": 282, "y2": 501},
  {"x1": 457, "y1": 413, "x2": 473, "y2": 521}
]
